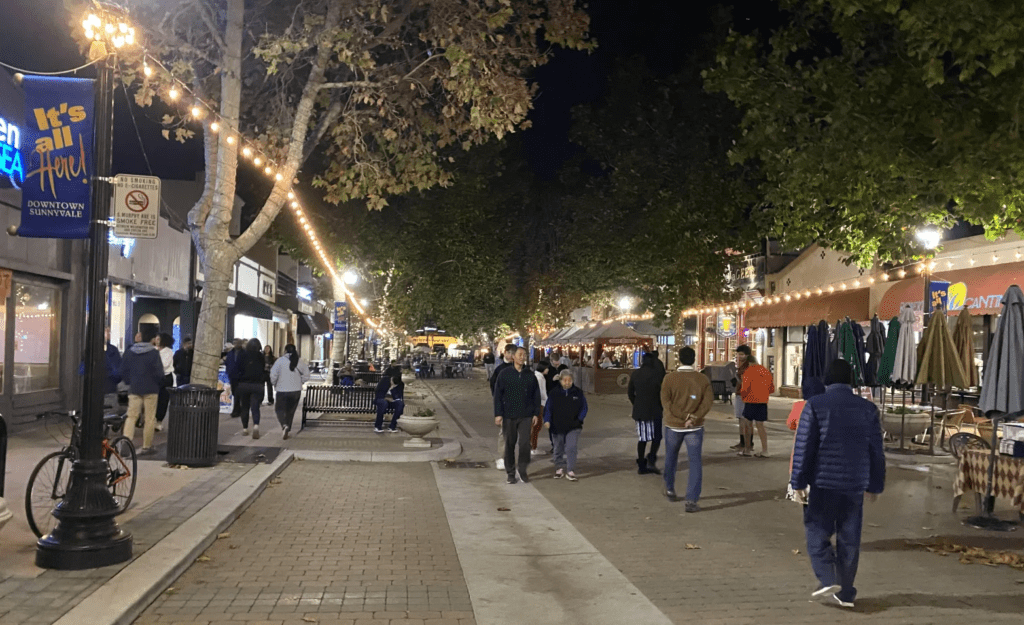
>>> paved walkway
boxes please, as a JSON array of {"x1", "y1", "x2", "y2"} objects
[{"x1": 133, "y1": 462, "x2": 474, "y2": 625}]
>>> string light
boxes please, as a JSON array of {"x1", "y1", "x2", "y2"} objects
[
  {"x1": 209, "y1": 121, "x2": 219, "y2": 133},
  {"x1": 242, "y1": 146, "x2": 252, "y2": 157},
  {"x1": 168, "y1": 87, "x2": 179, "y2": 100},
  {"x1": 897, "y1": 269, "x2": 907, "y2": 278},
  {"x1": 190, "y1": 105, "x2": 203, "y2": 119}
]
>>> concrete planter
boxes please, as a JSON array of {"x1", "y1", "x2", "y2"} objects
[
  {"x1": 882, "y1": 412, "x2": 932, "y2": 440},
  {"x1": 398, "y1": 415, "x2": 439, "y2": 448}
]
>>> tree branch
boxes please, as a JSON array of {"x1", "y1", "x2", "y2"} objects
[
  {"x1": 303, "y1": 99, "x2": 343, "y2": 162},
  {"x1": 193, "y1": 0, "x2": 228, "y2": 53},
  {"x1": 233, "y1": 0, "x2": 344, "y2": 254},
  {"x1": 319, "y1": 81, "x2": 383, "y2": 90}
]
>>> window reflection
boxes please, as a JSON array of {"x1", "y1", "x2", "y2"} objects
[{"x1": 12, "y1": 282, "x2": 61, "y2": 393}]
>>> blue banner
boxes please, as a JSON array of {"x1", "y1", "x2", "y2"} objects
[
  {"x1": 334, "y1": 301, "x2": 348, "y2": 332},
  {"x1": 929, "y1": 280, "x2": 951, "y2": 311},
  {"x1": 19, "y1": 76, "x2": 94, "y2": 239}
]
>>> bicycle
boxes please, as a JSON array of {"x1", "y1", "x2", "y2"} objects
[{"x1": 25, "y1": 409, "x2": 138, "y2": 538}]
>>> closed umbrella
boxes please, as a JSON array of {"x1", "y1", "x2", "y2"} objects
[
  {"x1": 801, "y1": 323, "x2": 827, "y2": 399},
  {"x1": 864, "y1": 315, "x2": 886, "y2": 387},
  {"x1": 916, "y1": 312, "x2": 967, "y2": 389},
  {"x1": 851, "y1": 321, "x2": 869, "y2": 386},
  {"x1": 876, "y1": 316, "x2": 900, "y2": 388},
  {"x1": 837, "y1": 321, "x2": 864, "y2": 386},
  {"x1": 979, "y1": 285, "x2": 1024, "y2": 415},
  {"x1": 891, "y1": 304, "x2": 918, "y2": 387},
  {"x1": 952, "y1": 308, "x2": 979, "y2": 389}
]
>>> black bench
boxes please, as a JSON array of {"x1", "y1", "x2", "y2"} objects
[{"x1": 301, "y1": 385, "x2": 392, "y2": 426}]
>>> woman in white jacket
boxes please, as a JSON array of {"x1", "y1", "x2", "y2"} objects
[{"x1": 269, "y1": 344, "x2": 310, "y2": 439}]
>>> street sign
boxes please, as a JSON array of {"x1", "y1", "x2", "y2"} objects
[{"x1": 113, "y1": 174, "x2": 160, "y2": 239}]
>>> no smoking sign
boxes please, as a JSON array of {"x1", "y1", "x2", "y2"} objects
[{"x1": 113, "y1": 174, "x2": 161, "y2": 239}]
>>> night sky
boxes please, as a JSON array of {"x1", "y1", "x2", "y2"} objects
[{"x1": 0, "y1": 1, "x2": 769, "y2": 188}]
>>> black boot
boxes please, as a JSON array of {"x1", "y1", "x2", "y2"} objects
[
  {"x1": 636, "y1": 458, "x2": 653, "y2": 475},
  {"x1": 646, "y1": 453, "x2": 661, "y2": 475}
]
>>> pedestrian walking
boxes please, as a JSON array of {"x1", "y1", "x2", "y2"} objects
[
  {"x1": 173, "y1": 336, "x2": 194, "y2": 386},
  {"x1": 543, "y1": 369, "x2": 587, "y2": 481},
  {"x1": 224, "y1": 338, "x2": 245, "y2": 418},
  {"x1": 531, "y1": 362, "x2": 551, "y2": 455},
  {"x1": 483, "y1": 349, "x2": 496, "y2": 380},
  {"x1": 627, "y1": 352, "x2": 665, "y2": 475},
  {"x1": 236, "y1": 338, "x2": 267, "y2": 439},
  {"x1": 738, "y1": 350, "x2": 774, "y2": 457},
  {"x1": 730, "y1": 345, "x2": 752, "y2": 450},
  {"x1": 154, "y1": 333, "x2": 175, "y2": 432},
  {"x1": 270, "y1": 344, "x2": 309, "y2": 439},
  {"x1": 790, "y1": 359, "x2": 886, "y2": 608},
  {"x1": 659, "y1": 347, "x2": 712, "y2": 511},
  {"x1": 373, "y1": 371, "x2": 406, "y2": 432},
  {"x1": 490, "y1": 343, "x2": 517, "y2": 471},
  {"x1": 119, "y1": 329, "x2": 165, "y2": 456},
  {"x1": 493, "y1": 347, "x2": 542, "y2": 484},
  {"x1": 263, "y1": 345, "x2": 276, "y2": 405}
]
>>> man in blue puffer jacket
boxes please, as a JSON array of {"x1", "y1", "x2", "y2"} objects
[{"x1": 790, "y1": 358, "x2": 885, "y2": 609}]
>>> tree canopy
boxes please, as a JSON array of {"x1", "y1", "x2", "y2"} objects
[{"x1": 705, "y1": 0, "x2": 1024, "y2": 265}]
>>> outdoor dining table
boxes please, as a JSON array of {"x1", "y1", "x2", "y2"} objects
[{"x1": 952, "y1": 449, "x2": 1024, "y2": 520}]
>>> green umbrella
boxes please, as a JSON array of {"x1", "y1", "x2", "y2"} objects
[
  {"x1": 915, "y1": 312, "x2": 967, "y2": 389},
  {"x1": 952, "y1": 308, "x2": 979, "y2": 388},
  {"x1": 876, "y1": 316, "x2": 900, "y2": 387},
  {"x1": 838, "y1": 321, "x2": 864, "y2": 386}
]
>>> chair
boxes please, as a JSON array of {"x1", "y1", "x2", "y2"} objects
[
  {"x1": 948, "y1": 432, "x2": 991, "y2": 460},
  {"x1": 937, "y1": 407, "x2": 971, "y2": 451}
]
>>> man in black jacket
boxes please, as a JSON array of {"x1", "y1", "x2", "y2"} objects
[
  {"x1": 489, "y1": 344, "x2": 517, "y2": 471},
  {"x1": 173, "y1": 336, "x2": 194, "y2": 386},
  {"x1": 628, "y1": 352, "x2": 665, "y2": 475},
  {"x1": 494, "y1": 347, "x2": 541, "y2": 484}
]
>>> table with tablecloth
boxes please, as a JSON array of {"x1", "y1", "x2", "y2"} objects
[{"x1": 952, "y1": 449, "x2": 1024, "y2": 517}]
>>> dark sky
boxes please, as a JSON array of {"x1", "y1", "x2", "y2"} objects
[{"x1": 0, "y1": 0, "x2": 769, "y2": 183}]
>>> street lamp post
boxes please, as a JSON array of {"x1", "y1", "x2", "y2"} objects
[{"x1": 36, "y1": 10, "x2": 136, "y2": 569}]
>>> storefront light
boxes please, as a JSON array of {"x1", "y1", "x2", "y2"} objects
[
  {"x1": 897, "y1": 269, "x2": 906, "y2": 278},
  {"x1": 827, "y1": 286, "x2": 835, "y2": 293}
]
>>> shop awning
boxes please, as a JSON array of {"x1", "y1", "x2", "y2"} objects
[
  {"x1": 743, "y1": 288, "x2": 870, "y2": 328},
  {"x1": 266, "y1": 300, "x2": 292, "y2": 324},
  {"x1": 298, "y1": 313, "x2": 329, "y2": 335},
  {"x1": 877, "y1": 261, "x2": 1024, "y2": 318},
  {"x1": 232, "y1": 292, "x2": 272, "y2": 320}
]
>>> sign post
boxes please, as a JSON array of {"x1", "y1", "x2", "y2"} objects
[{"x1": 113, "y1": 174, "x2": 160, "y2": 239}]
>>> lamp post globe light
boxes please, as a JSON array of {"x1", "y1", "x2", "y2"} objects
[
  {"x1": 617, "y1": 296, "x2": 633, "y2": 312},
  {"x1": 35, "y1": 7, "x2": 136, "y2": 569},
  {"x1": 343, "y1": 269, "x2": 359, "y2": 285}
]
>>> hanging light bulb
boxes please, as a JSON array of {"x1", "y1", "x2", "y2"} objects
[
  {"x1": 881, "y1": 272, "x2": 890, "y2": 281},
  {"x1": 794, "y1": 293, "x2": 801, "y2": 300},
  {"x1": 853, "y1": 279, "x2": 861, "y2": 287},
  {"x1": 969, "y1": 257, "x2": 977, "y2": 265},
  {"x1": 242, "y1": 146, "x2": 252, "y2": 157},
  {"x1": 946, "y1": 261, "x2": 954, "y2": 269},
  {"x1": 253, "y1": 156, "x2": 262, "y2": 166},
  {"x1": 191, "y1": 105, "x2": 203, "y2": 119},
  {"x1": 992, "y1": 254, "x2": 999, "y2": 263},
  {"x1": 264, "y1": 166, "x2": 273, "y2": 175},
  {"x1": 168, "y1": 87, "x2": 180, "y2": 100},
  {"x1": 209, "y1": 121, "x2": 219, "y2": 133},
  {"x1": 226, "y1": 135, "x2": 236, "y2": 145},
  {"x1": 143, "y1": 62, "x2": 152, "y2": 77},
  {"x1": 897, "y1": 269, "x2": 906, "y2": 279},
  {"x1": 275, "y1": 173, "x2": 284, "y2": 181},
  {"x1": 287, "y1": 191, "x2": 295, "y2": 199},
  {"x1": 816, "y1": 288, "x2": 823, "y2": 295},
  {"x1": 840, "y1": 283, "x2": 847, "y2": 290},
  {"x1": 804, "y1": 290, "x2": 811, "y2": 297},
  {"x1": 828, "y1": 286, "x2": 835, "y2": 293}
]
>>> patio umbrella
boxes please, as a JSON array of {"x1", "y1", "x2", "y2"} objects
[
  {"x1": 828, "y1": 320, "x2": 841, "y2": 364},
  {"x1": 979, "y1": 285, "x2": 1024, "y2": 415},
  {"x1": 876, "y1": 316, "x2": 900, "y2": 387},
  {"x1": 952, "y1": 308, "x2": 980, "y2": 389},
  {"x1": 864, "y1": 315, "x2": 886, "y2": 387},
  {"x1": 801, "y1": 323, "x2": 827, "y2": 399},
  {"x1": 837, "y1": 321, "x2": 864, "y2": 386},
  {"x1": 915, "y1": 311, "x2": 967, "y2": 389},
  {"x1": 891, "y1": 304, "x2": 918, "y2": 387}
]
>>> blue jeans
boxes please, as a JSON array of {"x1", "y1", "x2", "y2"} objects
[
  {"x1": 803, "y1": 488, "x2": 864, "y2": 603},
  {"x1": 662, "y1": 427, "x2": 703, "y2": 502},
  {"x1": 374, "y1": 399, "x2": 403, "y2": 430}
]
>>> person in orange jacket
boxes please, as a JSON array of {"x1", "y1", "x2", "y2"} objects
[{"x1": 738, "y1": 359, "x2": 775, "y2": 457}]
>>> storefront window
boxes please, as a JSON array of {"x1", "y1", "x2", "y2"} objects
[
  {"x1": 13, "y1": 282, "x2": 61, "y2": 393},
  {"x1": 784, "y1": 326, "x2": 804, "y2": 388}
]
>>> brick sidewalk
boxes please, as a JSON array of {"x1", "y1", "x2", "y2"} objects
[
  {"x1": 0, "y1": 463, "x2": 250, "y2": 625},
  {"x1": 132, "y1": 462, "x2": 474, "y2": 625}
]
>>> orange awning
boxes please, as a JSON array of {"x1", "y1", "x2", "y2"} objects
[
  {"x1": 743, "y1": 288, "x2": 870, "y2": 328},
  {"x1": 877, "y1": 261, "x2": 1024, "y2": 319}
]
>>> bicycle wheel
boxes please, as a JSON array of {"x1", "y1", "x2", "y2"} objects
[
  {"x1": 25, "y1": 450, "x2": 76, "y2": 538},
  {"x1": 106, "y1": 436, "x2": 137, "y2": 513}
]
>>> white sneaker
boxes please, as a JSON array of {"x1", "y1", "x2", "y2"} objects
[
  {"x1": 812, "y1": 585, "x2": 840, "y2": 599},
  {"x1": 833, "y1": 594, "x2": 854, "y2": 608},
  {"x1": 496, "y1": 458, "x2": 505, "y2": 470},
  {"x1": 155, "y1": 423, "x2": 164, "y2": 432},
  {"x1": 283, "y1": 427, "x2": 290, "y2": 440},
  {"x1": 252, "y1": 425, "x2": 260, "y2": 440},
  {"x1": 530, "y1": 449, "x2": 541, "y2": 456},
  {"x1": 242, "y1": 428, "x2": 249, "y2": 436}
]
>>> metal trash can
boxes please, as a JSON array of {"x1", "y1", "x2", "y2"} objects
[{"x1": 166, "y1": 384, "x2": 220, "y2": 467}]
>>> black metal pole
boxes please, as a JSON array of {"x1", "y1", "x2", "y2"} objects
[
  {"x1": 345, "y1": 297, "x2": 351, "y2": 365},
  {"x1": 36, "y1": 53, "x2": 133, "y2": 569}
]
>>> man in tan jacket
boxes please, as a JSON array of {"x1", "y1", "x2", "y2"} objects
[{"x1": 659, "y1": 347, "x2": 713, "y2": 511}]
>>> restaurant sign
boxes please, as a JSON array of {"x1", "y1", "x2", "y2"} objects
[
  {"x1": 605, "y1": 337, "x2": 640, "y2": 345},
  {"x1": 717, "y1": 312, "x2": 737, "y2": 338}
]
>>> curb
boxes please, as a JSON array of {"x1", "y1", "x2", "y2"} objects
[
  {"x1": 292, "y1": 438, "x2": 462, "y2": 462},
  {"x1": 54, "y1": 452, "x2": 295, "y2": 625}
]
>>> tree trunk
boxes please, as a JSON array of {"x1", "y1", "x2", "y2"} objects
[{"x1": 190, "y1": 250, "x2": 236, "y2": 386}]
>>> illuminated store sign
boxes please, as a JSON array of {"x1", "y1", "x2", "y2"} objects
[{"x1": 0, "y1": 115, "x2": 23, "y2": 187}]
